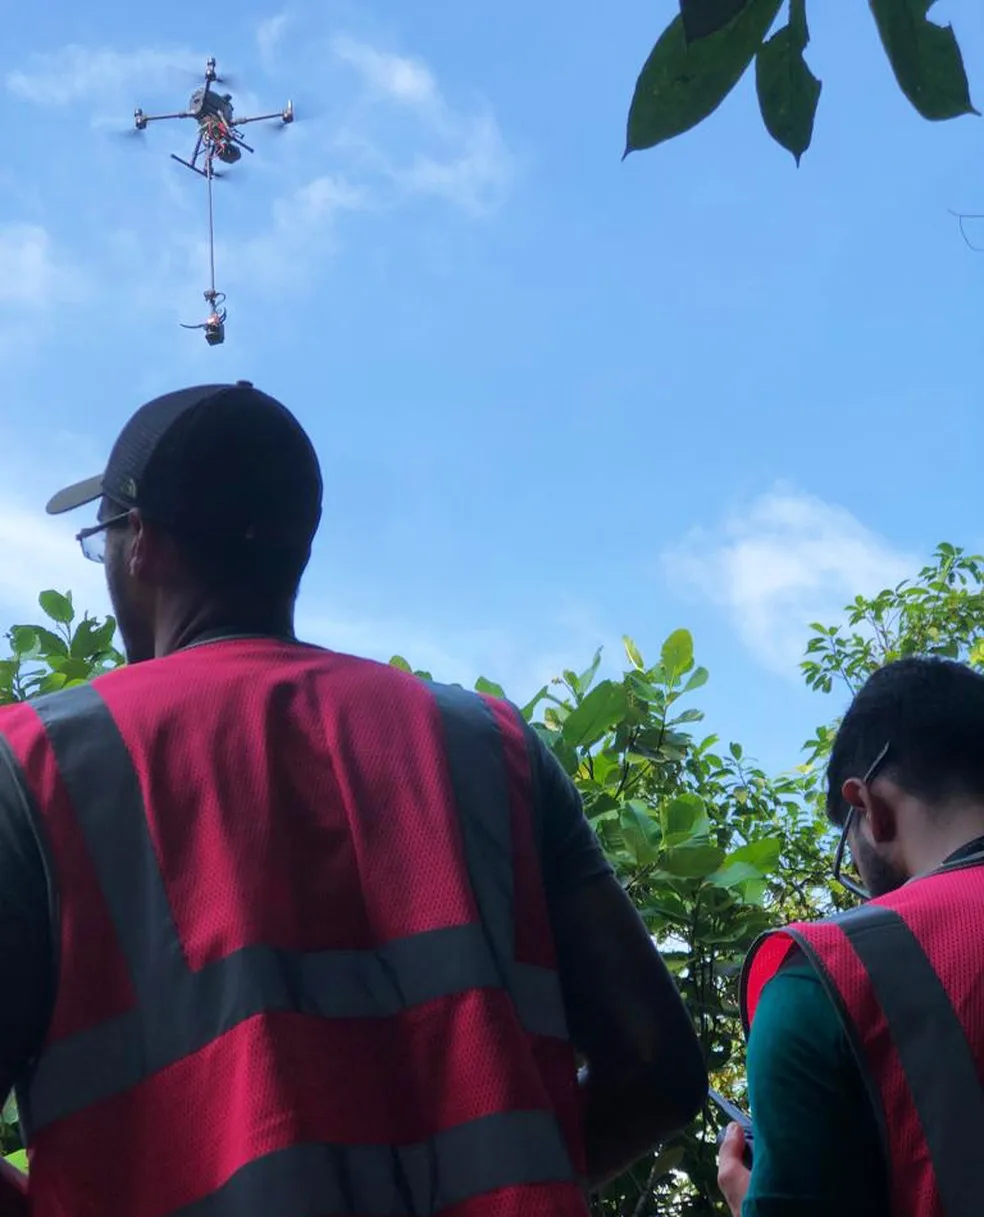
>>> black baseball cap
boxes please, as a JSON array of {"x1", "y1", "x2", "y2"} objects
[{"x1": 46, "y1": 381, "x2": 323, "y2": 553}]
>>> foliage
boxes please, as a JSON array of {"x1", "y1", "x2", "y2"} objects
[
  {"x1": 2, "y1": 541, "x2": 981, "y2": 1208},
  {"x1": 0, "y1": 590, "x2": 123, "y2": 706},
  {"x1": 403, "y1": 630, "x2": 823, "y2": 1214},
  {"x1": 800, "y1": 542, "x2": 984, "y2": 771},
  {"x1": 625, "y1": 0, "x2": 976, "y2": 164}
]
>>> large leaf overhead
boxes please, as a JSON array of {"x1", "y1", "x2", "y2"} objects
[
  {"x1": 679, "y1": 0, "x2": 755, "y2": 42},
  {"x1": 755, "y1": 0, "x2": 822, "y2": 164},
  {"x1": 625, "y1": 0, "x2": 783, "y2": 156},
  {"x1": 869, "y1": 0, "x2": 976, "y2": 121},
  {"x1": 627, "y1": 0, "x2": 975, "y2": 161}
]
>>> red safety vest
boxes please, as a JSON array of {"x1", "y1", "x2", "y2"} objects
[
  {"x1": 741, "y1": 860, "x2": 984, "y2": 1217},
  {"x1": 0, "y1": 637, "x2": 587, "y2": 1217}
]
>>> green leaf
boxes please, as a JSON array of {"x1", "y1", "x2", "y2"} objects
[
  {"x1": 474, "y1": 676, "x2": 506, "y2": 699},
  {"x1": 38, "y1": 590, "x2": 74, "y2": 625},
  {"x1": 3, "y1": 1149, "x2": 27, "y2": 1174},
  {"x1": 388, "y1": 655, "x2": 413, "y2": 673},
  {"x1": 728, "y1": 837, "x2": 783, "y2": 870},
  {"x1": 625, "y1": 0, "x2": 783, "y2": 155},
  {"x1": 709, "y1": 837, "x2": 783, "y2": 889},
  {"x1": 620, "y1": 799, "x2": 661, "y2": 864},
  {"x1": 648, "y1": 1144, "x2": 686, "y2": 1178},
  {"x1": 33, "y1": 627, "x2": 69, "y2": 659},
  {"x1": 561, "y1": 680, "x2": 629, "y2": 748},
  {"x1": 682, "y1": 665, "x2": 710, "y2": 694},
  {"x1": 622, "y1": 636, "x2": 645, "y2": 671},
  {"x1": 1, "y1": 1094, "x2": 16, "y2": 1126},
  {"x1": 70, "y1": 617, "x2": 107, "y2": 661},
  {"x1": 577, "y1": 648, "x2": 604, "y2": 694},
  {"x1": 681, "y1": 0, "x2": 757, "y2": 42},
  {"x1": 754, "y1": 0, "x2": 822, "y2": 164},
  {"x1": 38, "y1": 672, "x2": 68, "y2": 694},
  {"x1": 45, "y1": 656, "x2": 94, "y2": 682},
  {"x1": 520, "y1": 686, "x2": 549, "y2": 720},
  {"x1": 662, "y1": 842, "x2": 727, "y2": 878},
  {"x1": 9, "y1": 627, "x2": 37, "y2": 657},
  {"x1": 869, "y1": 0, "x2": 977, "y2": 121},
  {"x1": 661, "y1": 629, "x2": 695, "y2": 680},
  {"x1": 661, "y1": 793, "x2": 704, "y2": 845}
]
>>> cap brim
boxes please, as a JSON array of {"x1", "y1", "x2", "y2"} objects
[{"x1": 46, "y1": 475, "x2": 105, "y2": 516}]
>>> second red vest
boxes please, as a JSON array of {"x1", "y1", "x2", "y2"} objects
[{"x1": 741, "y1": 861, "x2": 984, "y2": 1217}]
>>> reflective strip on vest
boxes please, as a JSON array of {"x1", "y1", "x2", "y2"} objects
[
  {"x1": 745, "y1": 902, "x2": 984, "y2": 1217},
  {"x1": 17, "y1": 680, "x2": 574, "y2": 1210}
]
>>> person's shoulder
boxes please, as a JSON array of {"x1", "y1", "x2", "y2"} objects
[{"x1": 750, "y1": 951, "x2": 846, "y2": 1066}]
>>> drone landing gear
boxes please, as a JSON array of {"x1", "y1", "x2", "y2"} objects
[{"x1": 181, "y1": 290, "x2": 227, "y2": 345}]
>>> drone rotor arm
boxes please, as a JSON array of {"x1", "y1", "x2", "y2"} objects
[
  {"x1": 233, "y1": 106, "x2": 294, "y2": 126},
  {"x1": 137, "y1": 110, "x2": 194, "y2": 125}
]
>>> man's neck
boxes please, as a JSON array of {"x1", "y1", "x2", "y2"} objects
[
  {"x1": 154, "y1": 598, "x2": 296, "y2": 658},
  {"x1": 912, "y1": 815, "x2": 984, "y2": 878}
]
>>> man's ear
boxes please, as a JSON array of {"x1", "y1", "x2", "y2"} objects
[
  {"x1": 128, "y1": 512, "x2": 184, "y2": 585},
  {"x1": 125, "y1": 510, "x2": 146, "y2": 579},
  {"x1": 841, "y1": 776, "x2": 898, "y2": 845}
]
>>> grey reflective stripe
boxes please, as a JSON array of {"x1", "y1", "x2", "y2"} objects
[
  {"x1": 430, "y1": 684, "x2": 568, "y2": 1042},
  {"x1": 23, "y1": 682, "x2": 569, "y2": 1143},
  {"x1": 834, "y1": 904, "x2": 984, "y2": 1217},
  {"x1": 173, "y1": 1110, "x2": 574, "y2": 1217}
]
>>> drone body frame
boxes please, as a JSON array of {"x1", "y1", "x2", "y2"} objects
[{"x1": 132, "y1": 57, "x2": 293, "y2": 344}]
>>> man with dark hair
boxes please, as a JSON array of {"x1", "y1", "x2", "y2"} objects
[
  {"x1": 0, "y1": 382, "x2": 706, "y2": 1217},
  {"x1": 718, "y1": 656, "x2": 984, "y2": 1217}
]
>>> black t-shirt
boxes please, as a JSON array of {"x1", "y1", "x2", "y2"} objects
[{"x1": 0, "y1": 686, "x2": 611, "y2": 1098}]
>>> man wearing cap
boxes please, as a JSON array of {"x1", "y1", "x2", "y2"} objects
[{"x1": 0, "y1": 383, "x2": 706, "y2": 1217}]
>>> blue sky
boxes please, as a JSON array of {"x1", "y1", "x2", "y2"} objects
[{"x1": 0, "y1": 1, "x2": 981, "y2": 773}]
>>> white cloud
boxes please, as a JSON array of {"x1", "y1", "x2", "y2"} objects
[
  {"x1": 0, "y1": 497, "x2": 112, "y2": 629},
  {"x1": 331, "y1": 35, "x2": 515, "y2": 217},
  {"x1": 332, "y1": 36, "x2": 439, "y2": 108},
  {"x1": 274, "y1": 174, "x2": 367, "y2": 228},
  {"x1": 5, "y1": 45, "x2": 204, "y2": 109},
  {"x1": 0, "y1": 224, "x2": 85, "y2": 311},
  {"x1": 663, "y1": 487, "x2": 915, "y2": 675},
  {"x1": 257, "y1": 12, "x2": 292, "y2": 65}
]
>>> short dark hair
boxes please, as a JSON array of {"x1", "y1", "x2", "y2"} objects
[
  {"x1": 826, "y1": 657, "x2": 984, "y2": 824},
  {"x1": 170, "y1": 525, "x2": 310, "y2": 603}
]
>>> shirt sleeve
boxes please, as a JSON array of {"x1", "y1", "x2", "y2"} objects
[
  {"x1": 0, "y1": 736, "x2": 55, "y2": 1100},
  {"x1": 742, "y1": 960, "x2": 891, "y2": 1217},
  {"x1": 522, "y1": 722, "x2": 613, "y2": 898}
]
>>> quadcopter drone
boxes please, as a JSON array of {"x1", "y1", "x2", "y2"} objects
[{"x1": 132, "y1": 57, "x2": 294, "y2": 345}]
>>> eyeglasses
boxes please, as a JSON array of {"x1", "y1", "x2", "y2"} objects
[
  {"x1": 75, "y1": 512, "x2": 129, "y2": 564},
  {"x1": 832, "y1": 741, "x2": 891, "y2": 901}
]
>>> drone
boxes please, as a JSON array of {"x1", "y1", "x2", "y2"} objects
[{"x1": 133, "y1": 57, "x2": 294, "y2": 345}]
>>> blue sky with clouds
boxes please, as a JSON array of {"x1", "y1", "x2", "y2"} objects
[{"x1": 1, "y1": 1, "x2": 982, "y2": 772}]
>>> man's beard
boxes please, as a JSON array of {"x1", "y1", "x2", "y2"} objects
[
  {"x1": 105, "y1": 555, "x2": 155, "y2": 664},
  {"x1": 855, "y1": 836, "x2": 908, "y2": 899}
]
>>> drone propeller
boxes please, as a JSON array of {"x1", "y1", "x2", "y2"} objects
[
  {"x1": 255, "y1": 97, "x2": 320, "y2": 135},
  {"x1": 185, "y1": 65, "x2": 240, "y2": 89},
  {"x1": 110, "y1": 125, "x2": 150, "y2": 145}
]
